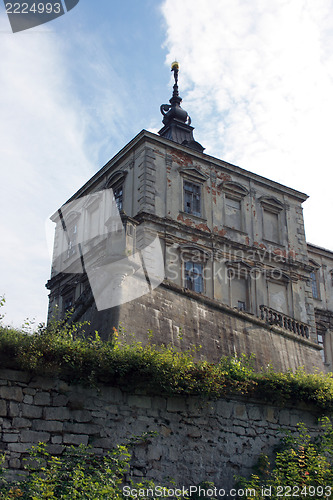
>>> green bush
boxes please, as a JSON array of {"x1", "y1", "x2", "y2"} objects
[
  {"x1": 0, "y1": 441, "x2": 191, "y2": 499},
  {"x1": 1, "y1": 315, "x2": 333, "y2": 410},
  {"x1": 237, "y1": 416, "x2": 333, "y2": 499}
]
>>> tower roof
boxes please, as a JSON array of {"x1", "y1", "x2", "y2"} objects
[{"x1": 158, "y1": 62, "x2": 204, "y2": 153}]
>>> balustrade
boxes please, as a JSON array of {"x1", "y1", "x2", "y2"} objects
[{"x1": 259, "y1": 305, "x2": 309, "y2": 338}]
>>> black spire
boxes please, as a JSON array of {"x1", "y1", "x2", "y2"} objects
[{"x1": 159, "y1": 62, "x2": 204, "y2": 153}]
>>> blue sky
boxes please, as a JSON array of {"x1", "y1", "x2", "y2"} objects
[{"x1": 1, "y1": 0, "x2": 333, "y2": 327}]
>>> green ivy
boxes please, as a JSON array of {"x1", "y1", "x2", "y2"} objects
[
  {"x1": 0, "y1": 317, "x2": 333, "y2": 410},
  {"x1": 0, "y1": 441, "x2": 191, "y2": 499},
  {"x1": 237, "y1": 417, "x2": 333, "y2": 499}
]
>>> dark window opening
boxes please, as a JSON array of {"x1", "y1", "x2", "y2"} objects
[
  {"x1": 237, "y1": 300, "x2": 246, "y2": 311},
  {"x1": 63, "y1": 295, "x2": 74, "y2": 313},
  {"x1": 185, "y1": 261, "x2": 204, "y2": 293},
  {"x1": 113, "y1": 185, "x2": 123, "y2": 212},
  {"x1": 317, "y1": 331, "x2": 325, "y2": 362},
  {"x1": 310, "y1": 271, "x2": 320, "y2": 299},
  {"x1": 184, "y1": 181, "x2": 201, "y2": 217}
]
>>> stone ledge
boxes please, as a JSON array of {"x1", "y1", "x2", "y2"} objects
[{"x1": 161, "y1": 280, "x2": 322, "y2": 350}]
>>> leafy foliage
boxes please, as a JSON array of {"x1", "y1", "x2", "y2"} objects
[
  {"x1": 0, "y1": 442, "x2": 191, "y2": 499},
  {"x1": 0, "y1": 315, "x2": 333, "y2": 409},
  {"x1": 237, "y1": 417, "x2": 333, "y2": 499},
  {"x1": 0, "y1": 296, "x2": 5, "y2": 323}
]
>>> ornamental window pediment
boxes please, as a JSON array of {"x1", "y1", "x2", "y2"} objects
[
  {"x1": 179, "y1": 167, "x2": 209, "y2": 182},
  {"x1": 219, "y1": 181, "x2": 249, "y2": 199},
  {"x1": 265, "y1": 269, "x2": 291, "y2": 283},
  {"x1": 259, "y1": 196, "x2": 284, "y2": 213},
  {"x1": 180, "y1": 244, "x2": 211, "y2": 262},
  {"x1": 309, "y1": 258, "x2": 320, "y2": 269},
  {"x1": 105, "y1": 170, "x2": 128, "y2": 188}
]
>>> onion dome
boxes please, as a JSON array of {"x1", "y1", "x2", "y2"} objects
[{"x1": 159, "y1": 62, "x2": 204, "y2": 153}]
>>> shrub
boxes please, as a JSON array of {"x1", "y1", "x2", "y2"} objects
[
  {"x1": 1, "y1": 317, "x2": 333, "y2": 410},
  {"x1": 237, "y1": 417, "x2": 333, "y2": 499},
  {"x1": 0, "y1": 441, "x2": 191, "y2": 499}
]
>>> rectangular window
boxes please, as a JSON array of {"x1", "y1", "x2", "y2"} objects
[
  {"x1": 185, "y1": 261, "x2": 204, "y2": 293},
  {"x1": 268, "y1": 281, "x2": 288, "y2": 314},
  {"x1": 263, "y1": 210, "x2": 279, "y2": 243},
  {"x1": 184, "y1": 181, "x2": 201, "y2": 217},
  {"x1": 89, "y1": 207, "x2": 99, "y2": 239},
  {"x1": 67, "y1": 224, "x2": 77, "y2": 258},
  {"x1": 225, "y1": 196, "x2": 241, "y2": 230},
  {"x1": 231, "y1": 277, "x2": 248, "y2": 310},
  {"x1": 63, "y1": 295, "x2": 74, "y2": 312},
  {"x1": 317, "y1": 332, "x2": 325, "y2": 362},
  {"x1": 113, "y1": 185, "x2": 123, "y2": 212},
  {"x1": 310, "y1": 271, "x2": 320, "y2": 299},
  {"x1": 237, "y1": 300, "x2": 246, "y2": 311}
]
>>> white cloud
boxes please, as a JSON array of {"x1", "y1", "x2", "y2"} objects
[
  {"x1": 161, "y1": 0, "x2": 333, "y2": 249},
  {"x1": 0, "y1": 18, "x2": 129, "y2": 327}
]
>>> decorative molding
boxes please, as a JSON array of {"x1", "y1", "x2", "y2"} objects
[
  {"x1": 259, "y1": 196, "x2": 284, "y2": 213},
  {"x1": 179, "y1": 244, "x2": 211, "y2": 261},
  {"x1": 105, "y1": 170, "x2": 128, "y2": 188},
  {"x1": 179, "y1": 167, "x2": 209, "y2": 182},
  {"x1": 219, "y1": 181, "x2": 249, "y2": 198}
]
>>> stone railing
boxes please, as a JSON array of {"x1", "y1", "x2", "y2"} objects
[{"x1": 259, "y1": 305, "x2": 310, "y2": 338}]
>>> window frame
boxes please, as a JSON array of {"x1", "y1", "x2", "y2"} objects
[
  {"x1": 105, "y1": 170, "x2": 127, "y2": 214},
  {"x1": 316, "y1": 328, "x2": 326, "y2": 363},
  {"x1": 265, "y1": 270, "x2": 291, "y2": 316},
  {"x1": 183, "y1": 179, "x2": 202, "y2": 217},
  {"x1": 184, "y1": 260, "x2": 204, "y2": 294},
  {"x1": 224, "y1": 194, "x2": 243, "y2": 231},
  {"x1": 310, "y1": 270, "x2": 320, "y2": 300},
  {"x1": 259, "y1": 197, "x2": 284, "y2": 245},
  {"x1": 181, "y1": 245, "x2": 210, "y2": 294},
  {"x1": 62, "y1": 211, "x2": 81, "y2": 260},
  {"x1": 113, "y1": 183, "x2": 123, "y2": 212},
  {"x1": 220, "y1": 181, "x2": 249, "y2": 233},
  {"x1": 63, "y1": 292, "x2": 75, "y2": 314},
  {"x1": 225, "y1": 260, "x2": 252, "y2": 312}
]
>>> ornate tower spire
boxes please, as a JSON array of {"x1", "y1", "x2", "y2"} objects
[{"x1": 158, "y1": 62, "x2": 204, "y2": 153}]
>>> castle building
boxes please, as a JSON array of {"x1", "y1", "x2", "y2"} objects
[{"x1": 46, "y1": 63, "x2": 333, "y2": 373}]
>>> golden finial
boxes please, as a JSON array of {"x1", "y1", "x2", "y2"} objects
[{"x1": 171, "y1": 61, "x2": 179, "y2": 71}]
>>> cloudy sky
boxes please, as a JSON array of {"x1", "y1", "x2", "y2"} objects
[{"x1": 1, "y1": 0, "x2": 333, "y2": 327}]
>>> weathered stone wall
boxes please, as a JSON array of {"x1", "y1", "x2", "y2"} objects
[
  {"x1": 0, "y1": 368, "x2": 322, "y2": 490},
  {"x1": 80, "y1": 281, "x2": 325, "y2": 373}
]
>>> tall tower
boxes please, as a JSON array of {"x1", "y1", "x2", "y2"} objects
[{"x1": 46, "y1": 64, "x2": 325, "y2": 373}]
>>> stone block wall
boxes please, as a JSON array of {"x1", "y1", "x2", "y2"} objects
[
  {"x1": 82, "y1": 282, "x2": 325, "y2": 373},
  {"x1": 0, "y1": 368, "x2": 322, "y2": 490}
]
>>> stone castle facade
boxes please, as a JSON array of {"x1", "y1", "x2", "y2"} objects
[{"x1": 46, "y1": 64, "x2": 333, "y2": 373}]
